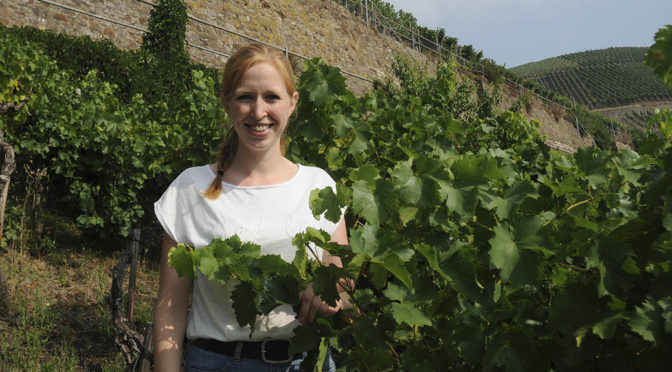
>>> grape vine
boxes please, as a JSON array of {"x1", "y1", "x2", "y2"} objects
[{"x1": 169, "y1": 57, "x2": 672, "y2": 371}]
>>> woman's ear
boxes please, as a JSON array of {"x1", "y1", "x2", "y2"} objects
[{"x1": 289, "y1": 91, "x2": 298, "y2": 115}]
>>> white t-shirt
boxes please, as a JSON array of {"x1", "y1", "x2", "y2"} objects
[{"x1": 154, "y1": 164, "x2": 341, "y2": 341}]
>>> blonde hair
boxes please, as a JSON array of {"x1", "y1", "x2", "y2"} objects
[{"x1": 203, "y1": 44, "x2": 297, "y2": 199}]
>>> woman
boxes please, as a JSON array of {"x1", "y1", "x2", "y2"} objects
[{"x1": 153, "y1": 44, "x2": 349, "y2": 371}]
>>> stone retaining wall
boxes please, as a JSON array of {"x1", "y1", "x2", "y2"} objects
[
  {"x1": 1, "y1": 0, "x2": 433, "y2": 94},
  {"x1": 2, "y1": 0, "x2": 590, "y2": 150}
]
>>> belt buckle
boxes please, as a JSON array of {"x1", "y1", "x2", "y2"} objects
[{"x1": 261, "y1": 338, "x2": 293, "y2": 364}]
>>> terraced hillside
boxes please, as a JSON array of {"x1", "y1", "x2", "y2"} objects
[{"x1": 510, "y1": 47, "x2": 672, "y2": 128}]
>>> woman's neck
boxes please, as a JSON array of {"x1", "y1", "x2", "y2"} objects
[{"x1": 220, "y1": 149, "x2": 297, "y2": 186}]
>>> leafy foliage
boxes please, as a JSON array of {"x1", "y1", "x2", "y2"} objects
[
  {"x1": 0, "y1": 29, "x2": 224, "y2": 237},
  {"x1": 170, "y1": 56, "x2": 672, "y2": 371},
  {"x1": 646, "y1": 25, "x2": 672, "y2": 91}
]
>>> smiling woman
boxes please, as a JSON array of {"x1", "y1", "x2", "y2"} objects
[
  {"x1": 152, "y1": 43, "x2": 349, "y2": 372},
  {"x1": 224, "y1": 61, "x2": 298, "y2": 163}
]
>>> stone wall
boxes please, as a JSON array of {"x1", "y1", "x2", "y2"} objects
[{"x1": 1, "y1": 0, "x2": 433, "y2": 94}]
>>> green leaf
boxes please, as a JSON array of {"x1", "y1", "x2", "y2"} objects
[
  {"x1": 289, "y1": 324, "x2": 322, "y2": 355},
  {"x1": 629, "y1": 300, "x2": 659, "y2": 342},
  {"x1": 331, "y1": 113, "x2": 353, "y2": 137},
  {"x1": 393, "y1": 160, "x2": 423, "y2": 204},
  {"x1": 349, "y1": 223, "x2": 379, "y2": 257},
  {"x1": 415, "y1": 244, "x2": 447, "y2": 279},
  {"x1": 452, "y1": 155, "x2": 504, "y2": 188},
  {"x1": 380, "y1": 253, "x2": 412, "y2": 289},
  {"x1": 390, "y1": 302, "x2": 432, "y2": 327},
  {"x1": 349, "y1": 164, "x2": 380, "y2": 188},
  {"x1": 592, "y1": 312, "x2": 623, "y2": 339},
  {"x1": 230, "y1": 281, "x2": 259, "y2": 328},
  {"x1": 266, "y1": 276, "x2": 301, "y2": 305},
  {"x1": 301, "y1": 58, "x2": 347, "y2": 107},
  {"x1": 352, "y1": 180, "x2": 398, "y2": 226},
  {"x1": 312, "y1": 264, "x2": 344, "y2": 307},
  {"x1": 167, "y1": 243, "x2": 195, "y2": 278},
  {"x1": 399, "y1": 206, "x2": 419, "y2": 225},
  {"x1": 644, "y1": 24, "x2": 672, "y2": 88},
  {"x1": 495, "y1": 179, "x2": 539, "y2": 220},
  {"x1": 488, "y1": 225, "x2": 519, "y2": 282},
  {"x1": 309, "y1": 186, "x2": 343, "y2": 223},
  {"x1": 574, "y1": 147, "x2": 611, "y2": 189}
]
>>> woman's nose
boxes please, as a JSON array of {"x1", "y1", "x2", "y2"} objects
[{"x1": 251, "y1": 98, "x2": 267, "y2": 119}]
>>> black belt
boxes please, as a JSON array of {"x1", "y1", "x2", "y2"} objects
[{"x1": 191, "y1": 338, "x2": 299, "y2": 364}]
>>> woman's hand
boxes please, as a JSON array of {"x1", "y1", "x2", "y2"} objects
[
  {"x1": 297, "y1": 218, "x2": 353, "y2": 324},
  {"x1": 298, "y1": 283, "x2": 344, "y2": 324}
]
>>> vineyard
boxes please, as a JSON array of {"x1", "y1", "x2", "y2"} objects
[
  {"x1": 1, "y1": 0, "x2": 672, "y2": 370},
  {"x1": 510, "y1": 47, "x2": 672, "y2": 110}
]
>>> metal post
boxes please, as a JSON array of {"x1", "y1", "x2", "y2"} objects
[
  {"x1": 126, "y1": 228, "x2": 141, "y2": 323},
  {"x1": 365, "y1": 0, "x2": 369, "y2": 27}
]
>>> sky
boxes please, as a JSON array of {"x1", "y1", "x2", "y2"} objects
[{"x1": 382, "y1": 0, "x2": 672, "y2": 68}]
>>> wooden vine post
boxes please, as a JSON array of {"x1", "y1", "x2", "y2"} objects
[{"x1": 0, "y1": 125, "x2": 17, "y2": 243}]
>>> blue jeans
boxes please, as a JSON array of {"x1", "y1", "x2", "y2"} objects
[{"x1": 184, "y1": 342, "x2": 337, "y2": 372}]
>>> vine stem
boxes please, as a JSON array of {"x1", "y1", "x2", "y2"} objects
[
  {"x1": 566, "y1": 199, "x2": 591, "y2": 212},
  {"x1": 305, "y1": 243, "x2": 324, "y2": 266}
]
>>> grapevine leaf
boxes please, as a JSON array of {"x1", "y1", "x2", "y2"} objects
[
  {"x1": 349, "y1": 163, "x2": 380, "y2": 187},
  {"x1": 393, "y1": 160, "x2": 423, "y2": 204},
  {"x1": 266, "y1": 276, "x2": 301, "y2": 305},
  {"x1": 664, "y1": 192, "x2": 672, "y2": 231},
  {"x1": 390, "y1": 302, "x2": 432, "y2": 327},
  {"x1": 415, "y1": 244, "x2": 447, "y2": 279},
  {"x1": 289, "y1": 324, "x2": 321, "y2": 355},
  {"x1": 586, "y1": 238, "x2": 635, "y2": 297},
  {"x1": 352, "y1": 180, "x2": 380, "y2": 225},
  {"x1": 380, "y1": 253, "x2": 412, "y2": 289},
  {"x1": 309, "y1": 186, "x2": 342, "y2": 223},
  {"x1": 302, "y1": 58, "x2": 347, "y2": 107},
  {"x1": 349, "y1": 125, "x2": 370, "y2": 154},
  {"x1": 644, "y1": 24, "x2": 672, "y2": 88},
  {"x1": 488, "y1": 225, "x2": 519, "y2": 282},
  {"x1": 350, "y1": 223, "x2": 379, "y2": 257},
  {"x1": 292, "y1": 240, "x2": 308, "y2": 280},
  {"x1": 312, "y1": 264, "x2": 344, "y2": 307},
  {"x1": 440, "y1": 243, "x2": 485, "y2": 302},
  {"x1": 167, "y1": 244, "x2": 195, "y2": 278},
  {"x1": 369, "y1": 262, "x2": 390, "y2": 290},
  {"x1": 351, "y1": 288, "x2": 376, "y2": 310},
  {"x1": 383, "y1": 282, "x2": 410, "y2": 302},
  {"x1": 574, "y1": 147, "x2": 611, "y2": 189},
  {"x1": 496, "y1": 179, "x2": 539, "y2": 220},
  {"x1": 399, "y1": 206, "x2": 419, "y2": 225},
  {"x1": 331, "y1": 113, "x2": 353, "y2": 137},
  {"x1": 375, "y1": 179, "x2": 400, "y2": 221},
  {"x1": 257, "y1": 254, "x2": 295, "y2": 277},
  {"x1": 592, "y1": 312, "x2": 623, "y2": 339},
  {"x1": 230, "y1": 281, "x2": 259, "y2": 328},
  {"x1": 452, "y1": 155, "x2": 504, "y2": 188},
  {"x1": 628, "y1": 299, "x2": 660, "y2": 342}
]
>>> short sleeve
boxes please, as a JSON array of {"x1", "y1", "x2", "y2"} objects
[{"x1": 154, "y1": 166, "x2": 211, "y2": 245}]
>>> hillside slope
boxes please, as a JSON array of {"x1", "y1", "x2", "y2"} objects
[{"x1": 510, "y1": 47, "x2": 672, "y2": 129}]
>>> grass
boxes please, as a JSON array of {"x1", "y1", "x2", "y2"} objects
[{"x1": 0, "y1": 235, "x2": 160, "y2": 371}]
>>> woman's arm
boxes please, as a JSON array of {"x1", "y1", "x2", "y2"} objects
[
  {"x1": 153, "y1": 232, "x2": 192, "y2": 372},
  {"x1": 298, "y1": 218, "x2": 353, "y2": 324}
]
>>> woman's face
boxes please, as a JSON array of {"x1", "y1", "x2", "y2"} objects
[{"x1": 225, "y1": 60, "x2": 298, "y2": 156}]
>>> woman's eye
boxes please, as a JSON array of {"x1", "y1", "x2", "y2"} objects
[
  {"x1": 236, "y1": 94, "x2": 253, "y2": 101},
  {"x1": 266, "y1": 94, "x2": 280, "y2": 101}
]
